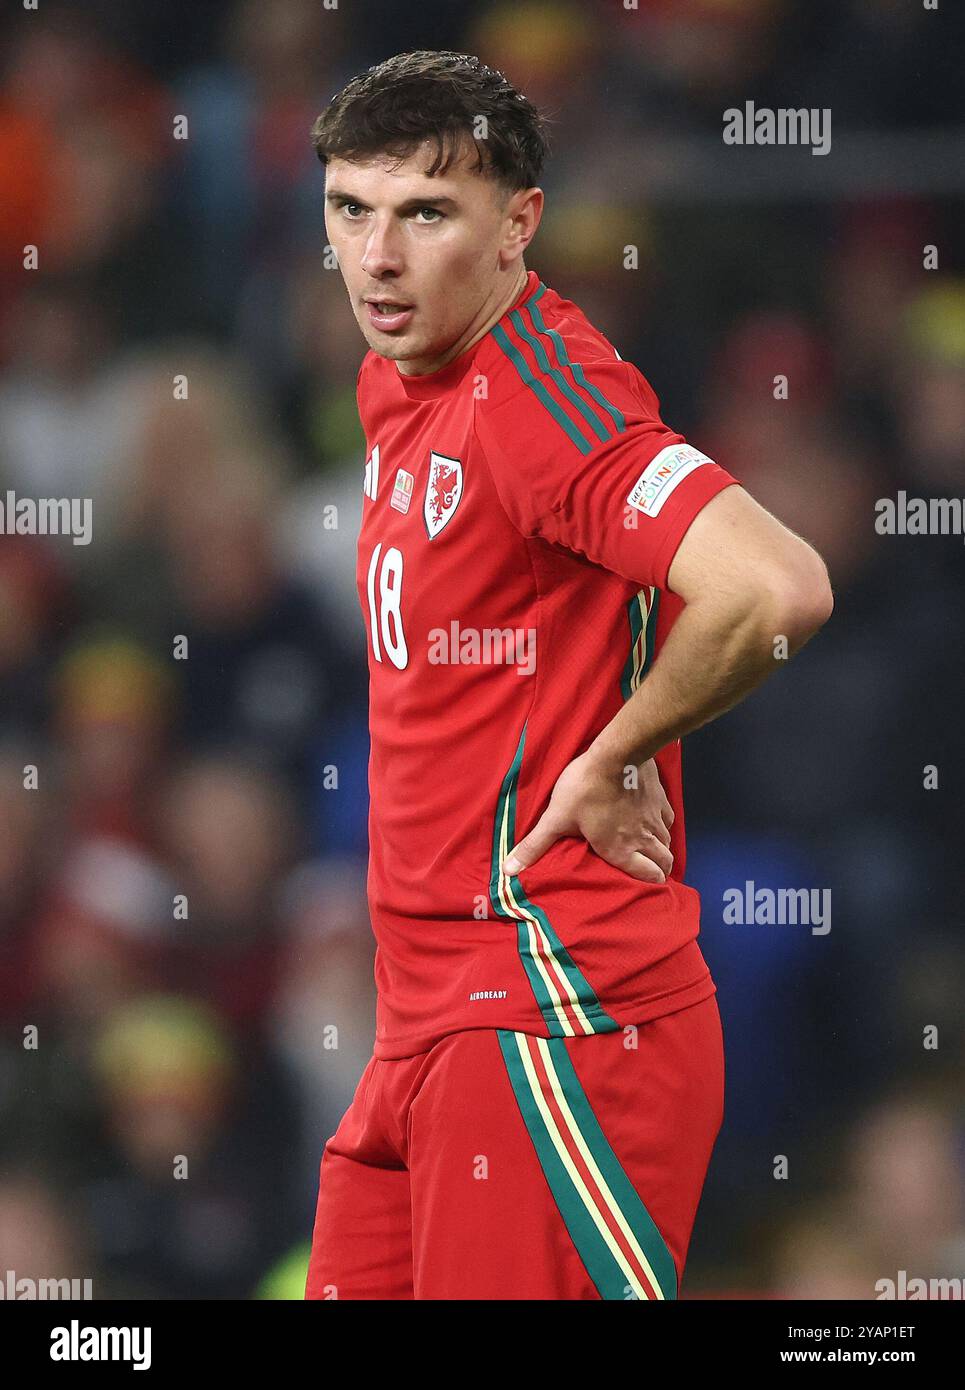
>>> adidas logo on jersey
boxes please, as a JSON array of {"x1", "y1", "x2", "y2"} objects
[{"x1": 363, "y1": 444, "x2": 380, "y2": 500}]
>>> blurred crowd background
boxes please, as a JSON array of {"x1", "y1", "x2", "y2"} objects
[{"x1": 1, "y1": 0, "x2": 963, "y2": 1300}]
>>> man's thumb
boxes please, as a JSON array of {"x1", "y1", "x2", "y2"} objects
[{"x1": 502, "y1": 814, "x2": 561, "y2": 876}]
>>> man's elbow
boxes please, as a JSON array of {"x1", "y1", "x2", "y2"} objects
[{"x1": 760, "y1": 544, "x2": 834, "y2": 647}]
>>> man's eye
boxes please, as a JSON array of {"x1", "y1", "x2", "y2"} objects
[
  {"x1": 415, "y1": 207, "x2": 443, "y2": 222},
  {"x1": 343, "y1": 203, "x2": 364, "y2": 217}
]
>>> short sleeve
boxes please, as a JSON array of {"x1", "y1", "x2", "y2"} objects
[{"x1": 475, "y1": 356, "x2": 740, "y2": 590}]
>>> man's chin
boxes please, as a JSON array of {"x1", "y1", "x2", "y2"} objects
[
  {"x1": 362, "y1": 329, "x2": 421, "y2": 362},
  {"x1": 366, "y1": 340, "x2": 408, "y2": 361}
]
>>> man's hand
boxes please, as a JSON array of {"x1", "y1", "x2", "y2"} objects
[{"x1": 501, "y1": 751, "x2": 675, "y2": 883}]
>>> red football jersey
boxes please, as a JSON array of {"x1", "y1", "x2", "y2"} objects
[{"x1": 355, "y1": 269, "x2": 740, "y2": 1059}]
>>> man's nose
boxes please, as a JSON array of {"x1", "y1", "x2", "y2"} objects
[{"x1": 360, "y1": 217, "x2": 403, "y2": 278}]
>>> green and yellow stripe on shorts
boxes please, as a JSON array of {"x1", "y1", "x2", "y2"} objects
[{"x1": 498, "y1": 1028, "x2": 678, "y2": 1300}]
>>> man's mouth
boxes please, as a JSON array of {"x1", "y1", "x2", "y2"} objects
[{"x1": 364, "y1": 298, "x2": 415, "y2": 331}]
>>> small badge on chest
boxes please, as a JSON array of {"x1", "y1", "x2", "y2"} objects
[{"x1": 390, "y1": 468, "x2": 415, "y2": 514}]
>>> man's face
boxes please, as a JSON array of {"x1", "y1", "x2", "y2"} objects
[{"x1": 324, "y1": 138, "x2": 534, "y2": 374}]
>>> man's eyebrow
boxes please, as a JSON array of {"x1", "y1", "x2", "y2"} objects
[{"x1": 325, "y1": 189, "x2": 460, "y2": 211}]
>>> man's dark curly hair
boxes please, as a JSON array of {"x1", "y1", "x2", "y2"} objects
[{"x1": 310, "y1": 49, "x2": 551, "y2": 195}]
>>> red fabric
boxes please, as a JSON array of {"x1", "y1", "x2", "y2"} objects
[
  {"x1": 357, "y1": 269, "x2": 740, "y2": 1059},
  {"x1": 305, "y1": 994, "x2": 725, "y2": 1300}
]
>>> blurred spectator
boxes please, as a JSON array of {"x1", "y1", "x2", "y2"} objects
[
  {"x1": 78, "y1": 995, "x2": 302, "y2": 1297},
  {"x1": 154, "y1": 755, "x2": 295, "y2": 1026}
]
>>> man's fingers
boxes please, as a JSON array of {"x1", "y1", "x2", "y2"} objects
[
  {"x1": 620, "y1": 850, "x2": 668, "y2": 883},
  {"x1": 648, "y1": 817, "x2": 672, "y2": 849},
  {"x1": 639, "y1": 832, "x2": 673, "y2": 875},
  {"x1": 586, "y1": 835, "x2": 672, "y2": 882}
]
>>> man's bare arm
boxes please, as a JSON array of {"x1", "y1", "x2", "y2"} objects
[
  {"x1": 586, "y1": 484, "x2": 834, "y2": 777},
  {"x1": 501, "y1": 485, "x2": 833, "y2": 879}
]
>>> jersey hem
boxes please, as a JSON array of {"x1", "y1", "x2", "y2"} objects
[{"x1": 371, "y1": 971, "x2": 717, "y2": 1061}]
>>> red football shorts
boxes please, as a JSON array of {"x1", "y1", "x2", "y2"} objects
[{"x1": 304, "y1": 994, "x2": 724, "y2": 1300}]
